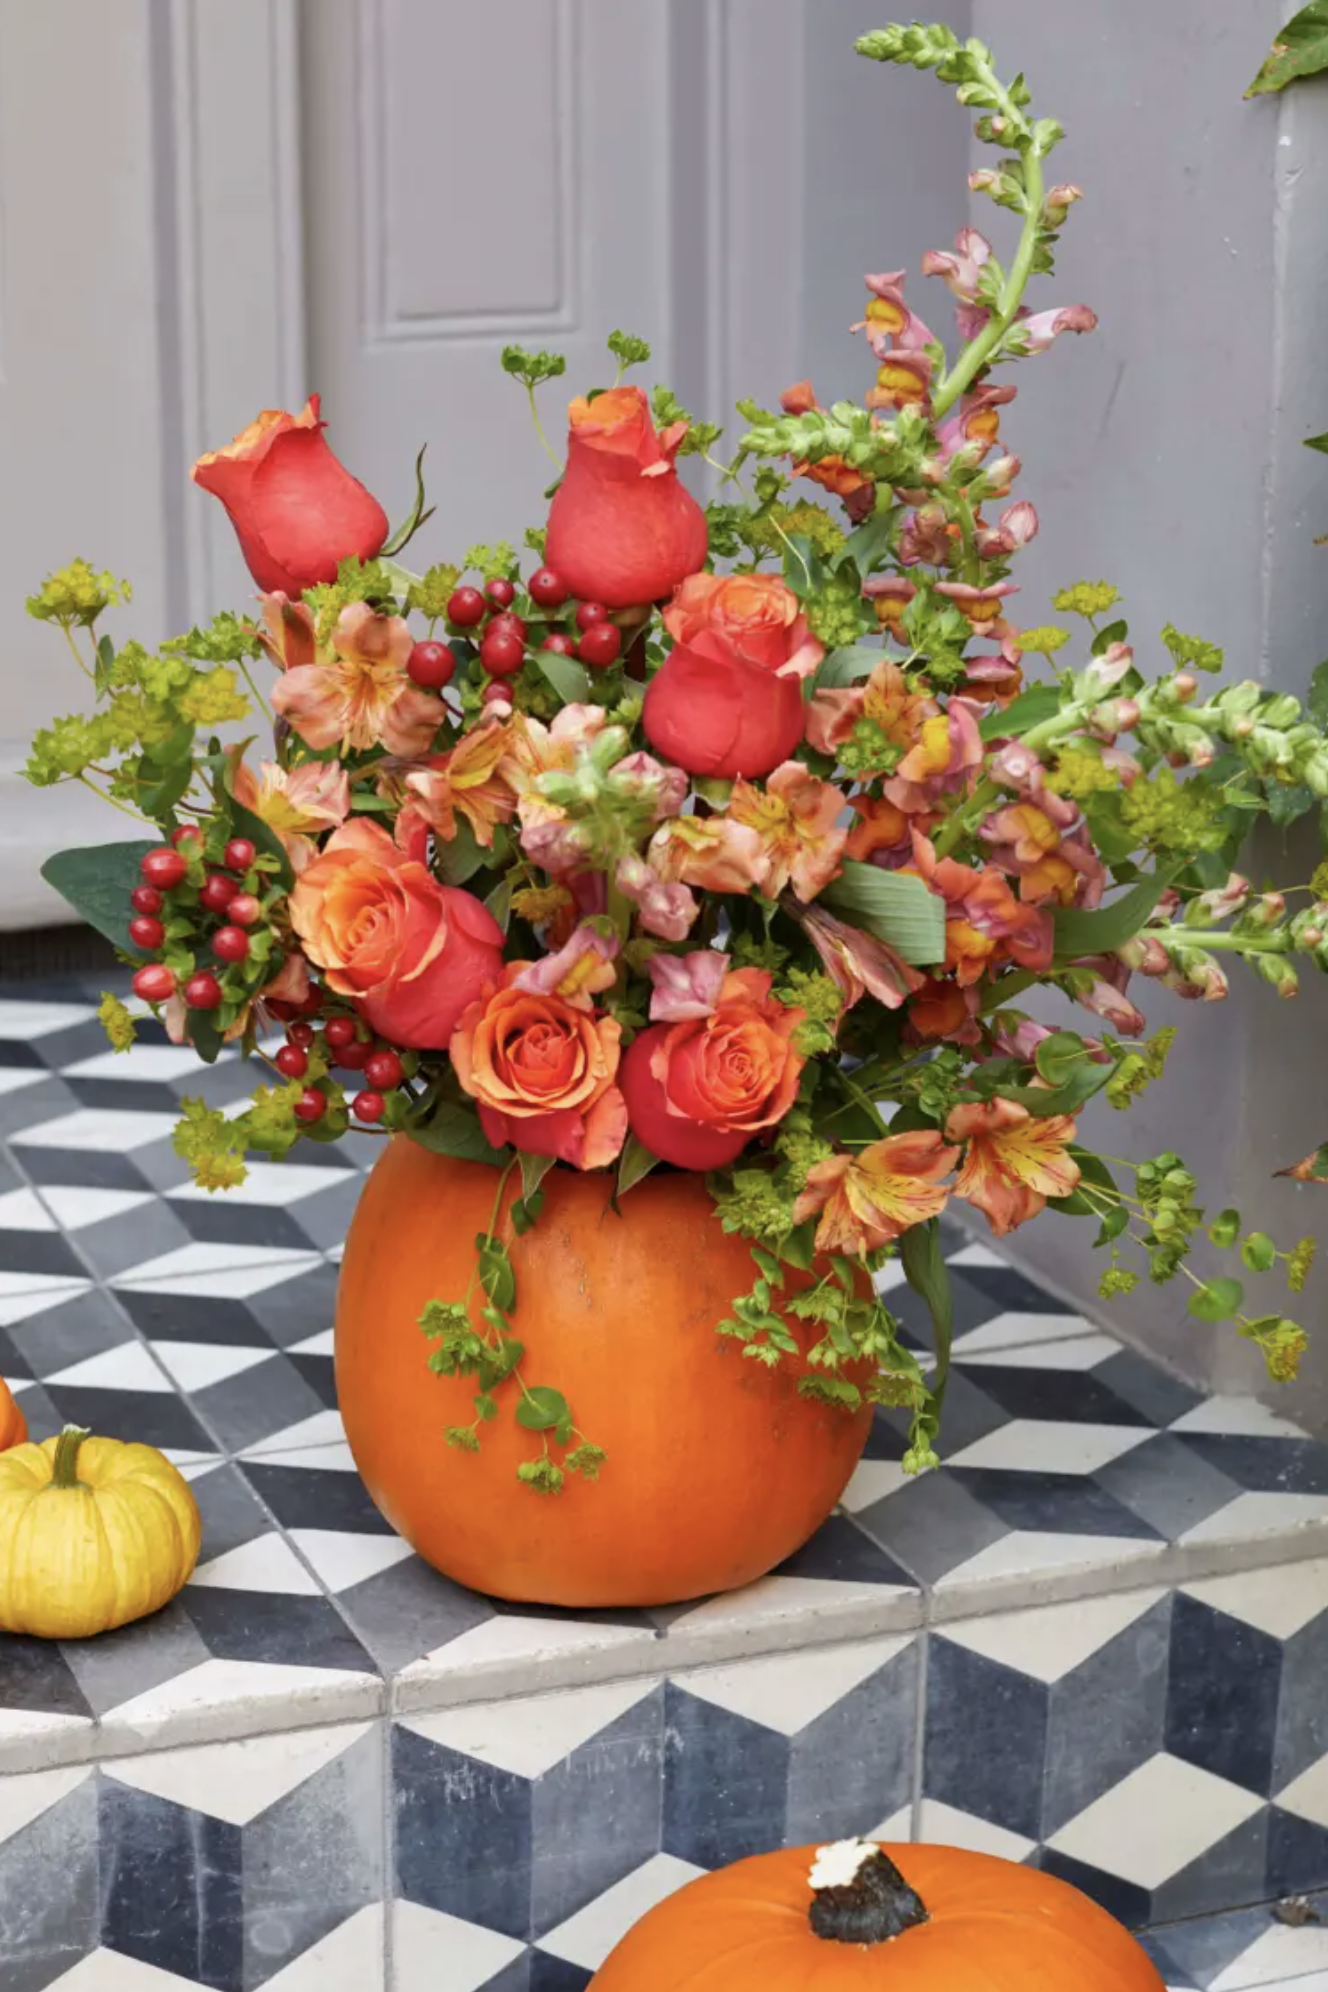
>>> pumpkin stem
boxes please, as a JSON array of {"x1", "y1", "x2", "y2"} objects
[
  {"x1": 808, "y1": 1840, "x2": 928, "y2": 1946},
  {"x1": 51, "y1": 1425, "x2": 92, "y2": 1488}
]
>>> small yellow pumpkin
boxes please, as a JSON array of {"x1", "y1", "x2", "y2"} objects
[{"x1": 0, "y1": 1424, "x2": 202, "y2": 1638}]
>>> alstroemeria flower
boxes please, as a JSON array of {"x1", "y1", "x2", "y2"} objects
[
  {"x1": 936, "y1": 383, "x2": 1017, "y2": 463},
  {"x1": 646, "y1": 814, "x2": 773, "y2": 895},
  {"x1": 946, "y1": 1097, "x2": 1081, "y2": 1236},
  {"x1": 808, "y1": 657, "x2": 936, "y2": 763},
  {"x1": 500, "y1": 704, "x2": 609, "y2": 795},
  {"x1": 256, "y1": 593, "x2": 317, "y2": 673},
  {"x1": 796, "y1": 904, "x2": 925, "y2": 1013},
  {"x1": 779, "y1": 380, "x2": 875, "y2": 506},
  {"x1": 648, "y1": 948, "x2": 730, "y2": 1022},
  {"x1": 793, "y1": 1130, "x2": 959, "y2": 1255},
  {"x1": 866, "y1": 351, "x2": 935, "y2": 414},
  {"x1": 852, "y1": 270, "x2": 937, "y2": 354},
  {"x1": 727, "y1": 762, "x2": 848, "y2": 902},
  {"x1": 615, "y1": 856, "x2": 699, "y2": 942},
  {"x1": 1008, "y1": 303, "x2": 1098, "y2": 356},
  {"x1": 903, "y1": 976, "x2": 983, "y2": 1046},
  {"x1": 271, "y1": 601, "x2": 444, "y2": 756},
  {"x1": 403, "y1": 719, "x2": 516, "y2": 849},
  {"x1": 846, "y1": 794, "x2": 914, "y2": 864},
  {"x1": 513, "y1": 921, "x2": 619, "y2": 1012},
  {"x1": 230, "y1": 754, "x2": 350, "y2": 874}
]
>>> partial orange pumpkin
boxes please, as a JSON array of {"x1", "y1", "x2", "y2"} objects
[
  {"x1": 588, "y1": 1840, "x2": 1166, "y2": 1990},
  {"x1": 335, "y1": 1143, "x2": 874, "y2": 1607},
  {"x1": 0, "y1": 1379, "x2": 27, "y2": 1451}
]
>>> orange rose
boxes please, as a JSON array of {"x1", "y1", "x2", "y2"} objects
[
  {"x1": 288, "y1": 820, "x2": 503, "y2": 1049},
  {"x1": 644, "y1": 574, "x2": 823, "y2": 780},
  {"x1": 619, "y1": 967, "x2": 805, "y2": 1169},
  {"x1": 451, "y1": 973, "x2": 627, "y2": 1172}
]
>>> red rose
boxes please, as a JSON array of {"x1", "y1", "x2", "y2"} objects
[
  {"x1": 192, "y1": 396, "x2": 388, "y2": 597},
  {"x1": 619, "y1": 967, "x2": 806, "y2": 1169},
  {"x1": 643, "y1": 574, "x2": 823, "y2": 779},
  {"x1": 288, "y1": 820, "x2": 504, "y2": 1049},
  {"x1": 544, "y1": 387, "x2": 708, "y2": 609}
]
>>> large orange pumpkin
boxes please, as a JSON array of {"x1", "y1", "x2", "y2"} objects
[
  {"x1": 588, "y1": 1839, "x2": 1165, "y2": 1989},
  {"x1": 335, "y1": 1141, "x2": 873, "y2": 1606},
  {"x1": 0, "y1": 1380, "x2": 27, "y2": 1452}
]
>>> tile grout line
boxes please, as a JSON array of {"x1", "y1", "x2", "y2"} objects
[{"x1": 909, "y1": 1624, "x2": 929, "y2": 1843}]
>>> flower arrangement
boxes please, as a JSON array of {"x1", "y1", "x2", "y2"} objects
[{"x1": 26, "y1": 24, "x2": 1327, "y2": 1492}]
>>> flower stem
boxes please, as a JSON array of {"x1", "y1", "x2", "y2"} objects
[
  {"x1": 62, "y1": 626, "x2": 95, "y2": 685},
  {"x1": 527, "y1": 386, "x2": 560, "y2": 468},
  {"x1": 933, "y1": 142, "x2": 1046, "y2": 421}
]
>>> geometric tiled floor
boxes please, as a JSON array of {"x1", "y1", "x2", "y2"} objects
[{"x1": 3, "y1": 981, "x2": 1328, "y2": 1988}]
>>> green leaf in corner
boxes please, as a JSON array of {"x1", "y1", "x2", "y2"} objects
[
  {"x1": 617, "y1": 1135, "x2": 661, "y2": 1197},
  {"x1": 381, "y1": 445, "x2": 436, "y2": 557},
  {"x1": 1051, "y1": 863, "x2": 1182, "y2": 963},
  {"x1": 41, "y1": 841, "x2": 156, "y2": 949},
  {"x1": 534, "y1": 648, "x2": 592, "y2": 705},
  {"x1": 407, "y1": 1104, "x2": 509, "y2": 1167},
  {"x1": 819, "y1": 859, "x2": 945, "y2": 966},
  {"x1": 1247, "y1": 2, "x2": 1328, "y2": 94}
]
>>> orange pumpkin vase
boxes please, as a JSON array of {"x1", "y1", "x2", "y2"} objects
[
  {"x1": 0, "y1": 1379, "x2": 27, "y2": 1452},
  {"x1": 335, "y1": 1140, "x2": 874, "y2": 1607},
  {"x1": 588, "y1": 1838, "x2": 1166, "y2": 1990}
]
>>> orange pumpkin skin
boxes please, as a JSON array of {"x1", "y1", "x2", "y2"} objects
[
  {"x1": 588, "y1": 1843, "x2": 1166, "y2": 1991},
  {"x1": 0, "y1": 1381, "x2": 27, "y2": 1452},
  {"x1": 335, "y1": 1141, "x2": 873, "y2": 1607}
]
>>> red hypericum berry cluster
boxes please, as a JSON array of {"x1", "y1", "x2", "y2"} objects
[
  {"x1": 446, "y1": 586, "x2": 486, "y2": 627},
  {"x1": 480, "y1": 612, "x2": 527, "y2": 677},
  {"x1": 485, "y1": 577, "x2": 516, "y2": 610},
  {"x1": 528, "y1": 567, "x2": 567, "y2": 609},
  {"x1": 407, "y1": 640, "x2": 456, "y2": 690},
  {"x1": 273, "y1": 1022, "x2": 408, "y2": 1132},
  {"x1": 578, "y1": 621, "x2": 622, "y2": 668},
  {"x1": 129, "y1": 831, "x2": 269, "y2": 1020}
]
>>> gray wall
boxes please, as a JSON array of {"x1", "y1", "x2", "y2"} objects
[{"x1": 805, "y1": 3, "x2": 1328, "y2": 1422}]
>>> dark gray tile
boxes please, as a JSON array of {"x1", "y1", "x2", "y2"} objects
[
  {"x1": 0, "y1": 1766, "x2": 98, "y2": 1988},
  {"x1": 924, "y1": 1634, "x2": 1047, "y2": 1840},
  {"x1": 1043, "y1": 1595, "x2": 1172, "y2": 1837},
  {"x1": 1096, "y1": 1432, "x2": 1243, "y2": 1542},
  {"x1": 192, "y1": 1354, "x2": 326, "y2": 1454},
  {"x1": 854, "y1": 1469, "x2": 1009, "y2": 1586},
  {"x1": 1166, "y1": 1593, "x2": 1282, "y2": 1797}
]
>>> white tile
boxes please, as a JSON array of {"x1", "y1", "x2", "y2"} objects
[
  {"x1": 63, "y1": 1045, "x2": 204, "y2": 1082},
  {"x1": 189, "y1": 1535, "x2": 321, "y2": 1595},
  {"x1": 113, "y1": 1242, "x2": 319, "y2": 1284},
  {"x1": 0, "y1": 1269, "x2": 88, "y2": 1301},
  {"x1": 957, "y1": 1332, "x2": 1123, "y2": 1371},
  {"x1": 950, "y1": 1311, "x2": 1101, "y2": 1358},
  {"x1": 169, "y1": 1160, "x2": 351, "y2": 1207},
  {"x1": 0, "y1": 1070, "x2": 45, "y2": 1100},
  {"x1": 239, "y1": 1410, "x2": 348, "y2": 1458},
  {"x1": 45, "y1": 1342, "x2": 173, "y2": 1392},
  {"x1": 676, "y1": 1634, "x2": 911, "y2": 1738},
  {"x1": 13, "y1": 1109, "x2": 180, "y2": 1151},
  {"x1": 869, "y1": 1804, "x2": 914, "y2": 1840},
  {"x1": 1182, "y1": 1492, "x2": 1328, "y2": 1544},
  {"x1": 105, "y1": 1721, "x2": 372, "y2": 1826},
  {"x1": 940, "y1": 1588, "x2": 1167, "y2": 1684},
  {"x1": 261, "y1": 1904, "x2": 384, "y2": 1991},
  {"x1": 1210, "y1": 1919, "x2": 1328, "y2": 1990},
  {"x1": 0, "y1": 1187, "x2": 55, "y2": 1231},
  {"x1": 148, "y1": 1341, "x2": 275, "y2": 1393},
  {"x1": 540, "y1": 1853, "x2": 705, "y2": 1970},
  {"x1": 1275, "y1": 1752, "x2": 1328, "y2": 1831},
  {"x1": 947, "y1": 1419, "x2": 1152, "y2": 1477},
  {"x1": 915, "y1": 1798, "x2": 1036, "y2": 1861},
  {"x1": 403, "y1": 1677, "x2": 659, "y2": 1779},
  {"x1": 1047, "y1": 1753, "x2": 1264, "y2": 1888},
  {"x1": 36, "y1": 1185, "x2": 155, "y2": 1231},
  {"x1": 404, "y1": 1614, "x2": 655, "y2": 1679},
  {"x1": 1183, "y1": 1558, "x2": 1328, "y2": 1640},
  {"x1": 0, "y1": 1763, "x2": 92, "y2": 1845},
  {"x1": 289, "y1": 1328, "x2": 335, "y2": 1357},
  {"x1": 287, "y1": 1529, "x2": 414, "y2": 1592},
  {"x1": 1171, "y1": 1396, "x2": 1308, "y2": 1439},
  {"x1": 946, "y1": 1242, "x2": 1007, "y2": 1269},
  {"x1": 874, "y1": 1259, "x2": 907, "y2": 1293},
  {"x1": 937, "y1": 1530, "x2": 1164, "y2": 1591},
  {"x1": 840, "y1": 1458, "x2": 916, "y2": 1512},
  {"x1": 46, "y1": 1951, "x2": 205, "y2": 1989},
  {"x1": 393, "y1": 1902, "x2": 524, "y2": 1992},
  {"x1": 0, "y1": 1282, "x2": 91, "y2": 1326},
  {"x1": 0, "y1": 999, "x2": 95, "y2": 1039},
  {"x1": 115, "y1": 1251, "x2": 323, "y2": 1298}
]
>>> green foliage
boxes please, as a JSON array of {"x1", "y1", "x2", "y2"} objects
[
  {"x1": 40, "y1": 842, "x2": 155, "y2": 949},
  {"x1": 1160, "y1": 624, "x2": 1224, "y2": 675},
  {"x1": 406, "y1": 562, "x2": 461, "y2": 621},
  {"x1": 500, "y1": 345, "x2": 567, "y2": 389},
  {"x1": 1247, "y1": 3, "x2": 1328, "y2": 94},
  {"x1": 462, "y1": 541, "x2": 518, "y2": 581},
  {"x1": 1052, "y1": 580, "x2": 1121, "y2": 620},
  {"x1": 819, "y1": 860, "x2": 947, "y2": 966},
  {"x1": 608, "y1": 330, "x2": 651, "y2": 372},
  {"x1": 27, "y1": 560, "x2": 130, "y2": 628}
]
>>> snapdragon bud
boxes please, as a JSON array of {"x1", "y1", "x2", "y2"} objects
[
  {"x1": 1173, "y1": 673, "x2": 1198, "y2": 702},
  {"x1": 589, "y1": 725, "x2": 631, "y2": 773},
  {"x1": 1255, "y1": 954, "x2": 1300, "y2": 998}
]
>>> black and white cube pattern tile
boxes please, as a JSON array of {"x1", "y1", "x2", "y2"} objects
[{"x1": 1141, "y1": 1891, "x2": 1328, "y2": 1990}]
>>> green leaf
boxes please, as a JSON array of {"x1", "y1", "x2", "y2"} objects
[
  {"x1": 1048, "y1": 1146, "x2": 1118, "y2": 1217},
  {"x1": 617, "y1": 1135, "x2": 660, "y2": 1197},
  {"x1": 1051, "y1": 864, "x2": 1182, "y2": 963},
  {"x1": 1307, "y1": 432, "x2": 1328, "y2": 456},
  {"x1": 1095, "y1": 1205, "x2": 1130, "y2": 1247},
  {"x1": 815, "y1": 644, "x2": 885, "y2": 689},
  {"x1": 1308, "y1": 659, "x2": 1328, "y2": 729},
  {"x1": 533, "y1": 648, "x2": 593, "y2": 705},
  {"x1": 979, "y1": 683, "x2": 1062, "y2": 740},
  {"x1": 1241, "y1": 1231, "x2": 1278, "y2": 1273},
  {"x1": 819, "y1": 859, "x2": 946, "y2": 966},
  {"x1": 607, "y1": 329, "x2": 651, "y2": 371},
  {"x1": 433, "y1": 820, "x2": 488, "y2": 887},
  {"x1": 1034, "y1": 1031, "x2": 1087, "y2": 1087},
  {"x1": 407, "y1": 1104, "x2": 509, "y2": 1167},
  {"x1": 519, "y1": 1151, "x2": 556, "y2": 1202},
  {"x1": 40, "y1": 840, "x2": 156, "y2": 948},
  {"x1": 478, "y1": 1238, "x2": 516, "y2": 1312},
  {"x1": 515, "y1": 1385, "x2": 571, "y2": 1432},
  {"x1": 1188, "y1": 1276, "x2": 1245, "y2": 1323},
  {"x1": 1209, "y1": 1207, "x2": 1243, "y2": 1247},
  {"x1": 899, "y1": 1218, "x2": 954, "y2": 1404},
  {"x1": 221, "y1": 766, "x2": 294, "y2": 891},
  {"x1": 1247, "y1": 2, "x2": 1328, "y2": 94},
  {"x1": 381, "y1": 445, "x2": 436, "y2": 557},
  {"x1": 1002, "y1": 1059, "x2": 1114, "y2": 1117}
]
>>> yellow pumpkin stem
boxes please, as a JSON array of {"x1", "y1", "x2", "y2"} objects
[
  {"x1": 51, "y1": 1425, "x2": 91, "y2": 1488},
  {"x1": 808, "y1": 1842, "x2": 929, "y2": 1945}
]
